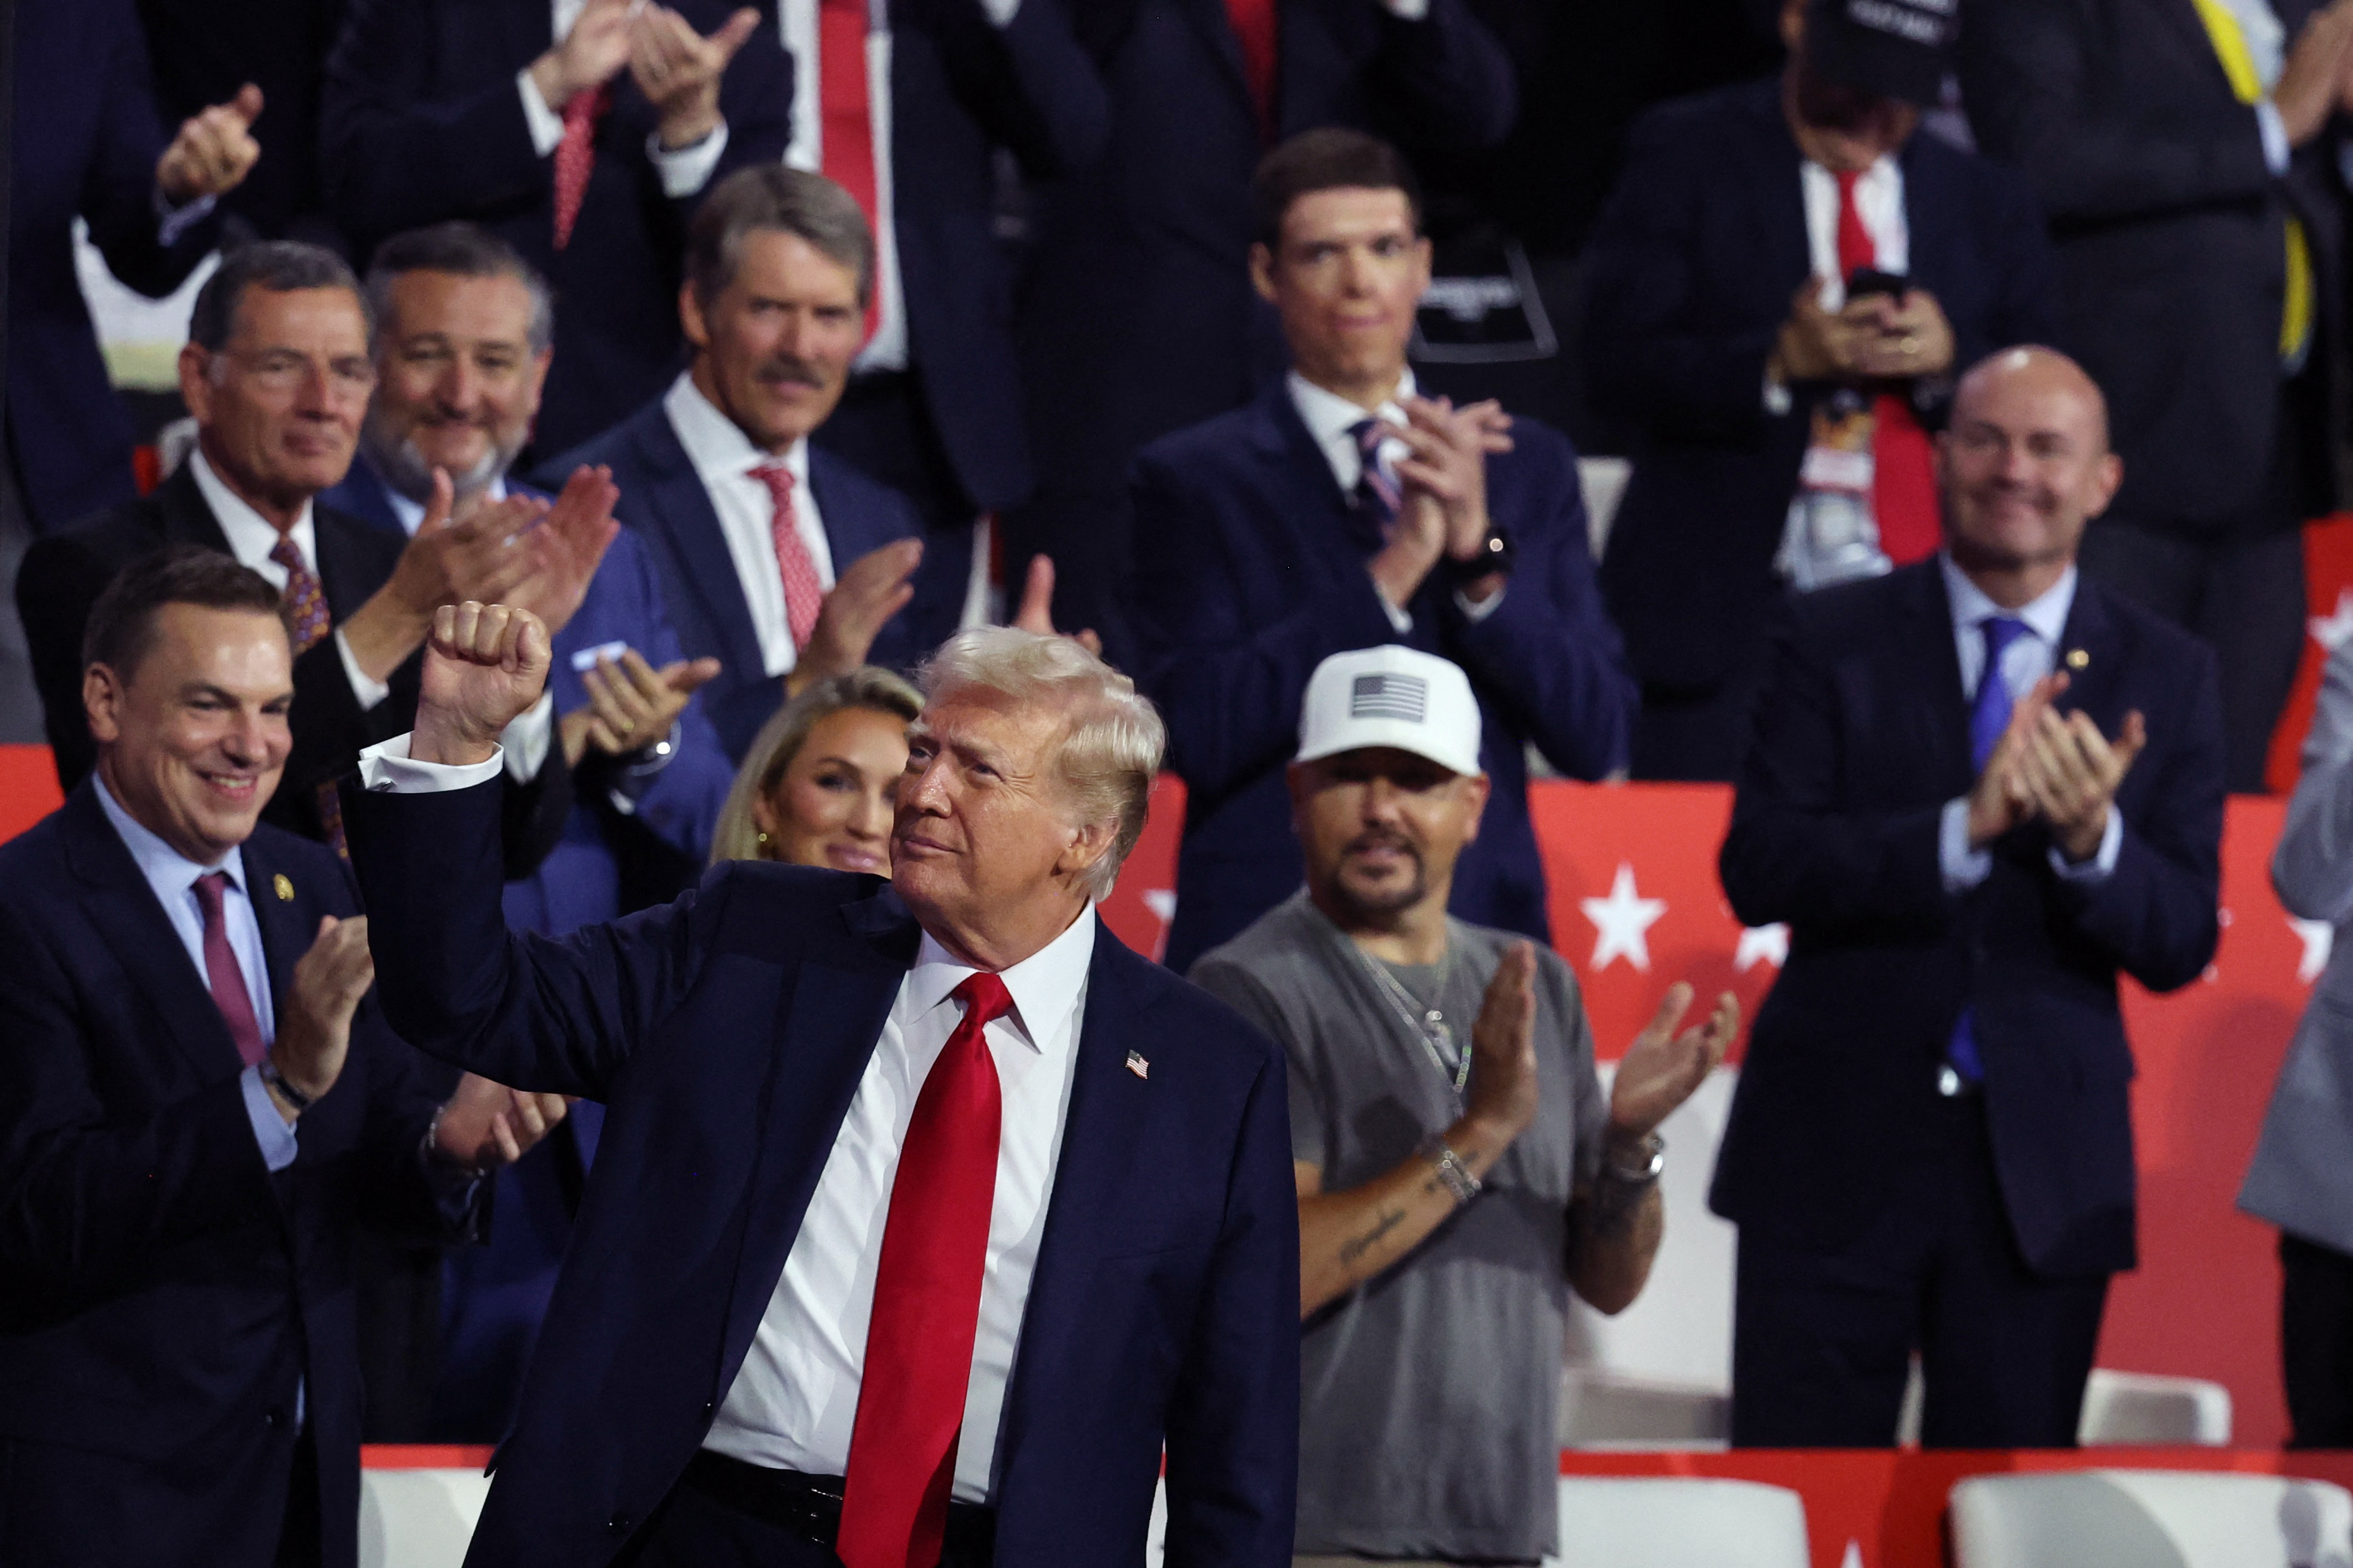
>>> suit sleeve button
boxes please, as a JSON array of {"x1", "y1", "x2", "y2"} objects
[{"x1": 608, "y1": 1514, "x2": 632, "y2": 1535}]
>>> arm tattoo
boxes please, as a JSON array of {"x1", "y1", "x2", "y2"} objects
[
  {"x1": 1338, "y1": 1206, "x2": 1408, "y2": 1264},
  {"x1": 1580, "y1": 1168, "x2": 1655, "y2": 1241}
]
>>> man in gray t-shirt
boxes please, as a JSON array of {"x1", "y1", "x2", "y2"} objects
[{"x1": 1192, "y1": 645, "x2": 1736, "y2": 1565}]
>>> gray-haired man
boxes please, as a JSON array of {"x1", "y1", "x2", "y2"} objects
[
  {"x1": 541, "y1": 164, "x2": 965, "y2": 762},
  {"x1": 1190, "y1": 644, "x2": 1737, "y2": 1565}
]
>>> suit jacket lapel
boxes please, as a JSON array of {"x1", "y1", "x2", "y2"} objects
[
  {"x1": 1902, "y1": 561, "x2": 1976, "y2": 798},
  {"x1": 236, "y1": 833, "x2": 312, "y2": 1041},
  {"x1": 2053, "y1": 576, "x2": 2127, "y2": 734},
  {"x1": 806, "y1": 450, "x2": 884, "y2": 567},
  {"x1": 1182, "y1": 0, "x2": 1256, "y2": 126},
  {"x1": 640, "y1": 410, "x2": 768, "y2": 684},
  {"x1": 715, "y1": 886, "x2": 922, "y2": 1393},
  {"x1": 57, "y1": 783, "x2": 247, "y2": 1083},
  {"x1": 1254, "y1": 378, "x2": 1378, "y2": 554},
  {"x1": 153, "y1": 465, "x2": 232, "y2": 553}
]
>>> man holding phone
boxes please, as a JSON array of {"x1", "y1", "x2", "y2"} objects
[{"x1": 1583, "y1": 0, "x2": 2062, "y2": 780}]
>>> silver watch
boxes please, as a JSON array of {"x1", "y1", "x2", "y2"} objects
[{"x1": 1604, "y1": 1132, "x2": 1665, "y2": 1185}]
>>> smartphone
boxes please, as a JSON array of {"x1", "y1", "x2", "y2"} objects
[{"x1": 1846, "y1": 266, "x2": 1910, "y2": 302}]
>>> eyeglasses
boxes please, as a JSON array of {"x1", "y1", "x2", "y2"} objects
[{"x1": 212, "y1": 348, "x2": 377, "y2": 398}]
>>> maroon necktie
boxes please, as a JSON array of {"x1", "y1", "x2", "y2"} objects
[
  {"x1": 269, "y1": 537, "x2": 347, "y2": 856},
  {"x1": 836, "y1": 972, "x2": 1013, "y2": 1568},
  {"x1": 192, "y1": 871, "x2": 266, "y2": 1067}
]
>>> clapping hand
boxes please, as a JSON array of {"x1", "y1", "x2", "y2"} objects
[
  {"x1": 2017, "y1": 705, "x2": 2147, "y2": 862},
  {"x1": 266, "y1": 915, "x2": 376, "y2": 1115},
  {"x1": 529, "y1": 0, "x2": 635, "y2": 111},
  {"x1": 414, "y1": 602, "x2": 555, "y2": 766},
  {"x1": 431, "y1": 1074, "x2": 573, "y2": 1173},
  {"x1": 507, "y1": 465, "x2": 622, "y2": 641},
  {"x1": 1966, "y1": 672, "x2": 2067, "y2": 848},
  {"x1": 632, "y1": 5, "x2": 762, "y2": 149},
  {"x1": 561, "y1": 648, "x2": 723, "y2": 764},
  {"x1": 791, "y1": 537, "x2": 925, "y2": 693},
  {"x1": 1609, "y1": 982, "x2": 1737, "y2": 1142},
  {"x1": 156, "y1": 84, "x2": 262, "y2": 205}
]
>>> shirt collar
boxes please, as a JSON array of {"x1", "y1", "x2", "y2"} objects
[
  {"x1": 1286, "y1": 367, "x2": 1418, "y2": 452},
  {"x1": 1939, "y1": 549, "x2": 2078, "y2": 647},
  {"x1": 903, "y1": 905, "x2": 1099, "y2": 1055},
  {"x1": 187, "y1": 447, "x2": 317, "y2": 571},
  {"x1": 377, "y1": 455, "x2": 507, "y2": 536},
  {"x1": 92, "y1": 771, "x2": 246, "y2": 902},
  {"x1": 664, "y1": 370, "x2": 807, "y2": 486}
]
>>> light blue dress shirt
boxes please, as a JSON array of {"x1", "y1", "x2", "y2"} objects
[{"x1": 92, "y1": 776, "x2": 298, "y2": 1172}]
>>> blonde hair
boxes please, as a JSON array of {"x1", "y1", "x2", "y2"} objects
[
  {"x1": 917, "y1": 627, "x2": 1165, "y2": 903},
  {"x1": 709, "y1": 667, "x2": 923, "y2": 865}
]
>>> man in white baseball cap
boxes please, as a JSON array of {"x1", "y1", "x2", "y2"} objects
[{"x1": 1190, "y1": 643, "x2": 1738, "y2": 1565}]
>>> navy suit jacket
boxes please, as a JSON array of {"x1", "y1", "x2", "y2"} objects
[
  {"x1": 1712, "y1": 561, "x2": 2226, "y2": 1278},
  {"x1": 1585, "y1": 78, "x2": 2061, "y2": 698},
  {"x1": 1962, "y1": 0, "x2": 2342, "y2": 532},
  {"x1": 0, "y1": 787, "x2": 471, "y2": 1568},
  {"x1": 343, "y1": 776, "x2": 1301, "y2": 1567},
  {"x1": 11, "y1": 0, "x2": 225, "y2": 531},
  {"x1": 15, "y1": 465, "x2": 573, "y2": 872},
  {"x1": 1126, "y1": 376, "x2": 1638, "y2": 973},
  {"x1": 543, "y1": 397, "x2": 947, "y2": 761},
  {"x1": 862, "y1": 0, "x2": 1108, "y2": 512},
  {"x1": 318, "y1": 0, "x2": 794, "y2": 459}
]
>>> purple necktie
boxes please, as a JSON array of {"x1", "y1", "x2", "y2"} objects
[
  {"x1": 1951, "y1": 616, "x2": 2031, "y2": 1085},
  {"x1": 1350, "y1": 418, "x2": 1400, "y2": 534},
  {"x1": 192, "y1": 871, "x2": 266, "y2": 1067}
]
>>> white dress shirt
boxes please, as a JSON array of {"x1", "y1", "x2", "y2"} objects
[
  {"x1": 373, "y1": 469, "x2": 556, "y2": 782},
  {"x1": 516, "y1": 0, "x2": 732, "y2": 199},
  {"x1": 664, "y1": 372, "x2": 836, "y2": 678},
  {"x1": 353, "y1": 728, "x2": 1094, "y2": 1501},
  {"x1": 1287, "y1": 368, "x2": 1503, "y2": 630},
  {"x1": 1935, "y1": 552, "x2": 2123, "y2": 890},
  {"x1": 1800, "y1": 154, "x2": 1909, "y2": 310},
  {"x1": 92, "y1": 775, "x2": 296, "y2": 1173}
]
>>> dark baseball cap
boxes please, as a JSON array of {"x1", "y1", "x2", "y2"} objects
[{"x1": 1804, "y1": 0, "x2": 1957, "y2": 106}]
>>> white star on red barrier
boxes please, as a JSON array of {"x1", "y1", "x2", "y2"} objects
[
  {"x1": 2291, "y1": 916, "x2": 2334, "y2": 985},
  {"x1": 1581, "y1": 862, "x2": 1667, "y2": 973},
  {"x1": 1735, "y1": 923, "x2": 1790, "y2": 973}
]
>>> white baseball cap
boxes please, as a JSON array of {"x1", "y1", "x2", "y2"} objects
[{"x1": 1294, "y1": 645, "x2": 1483, "y2": 778}]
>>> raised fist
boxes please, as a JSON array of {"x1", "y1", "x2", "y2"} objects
[{"x1": 414, "y1": 602, "x2": 553, "y2": 766}]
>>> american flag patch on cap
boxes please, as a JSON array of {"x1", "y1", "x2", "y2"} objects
[{"x1": 1351, "y1": 672, "x2": 1427, "y2": 722}]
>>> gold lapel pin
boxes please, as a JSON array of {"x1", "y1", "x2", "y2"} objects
[
  {"x1": 1126, "y1": 1050, "x2": 1150, "y2": 1080},
  {"x1": 2066, "y1": 648, "x2": 2089, "y2": 670},
  {"x1": 273, "y1": 874, "x2": 294, "y2": 902}
]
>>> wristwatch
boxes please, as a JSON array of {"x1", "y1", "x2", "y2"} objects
[
  {"x1": 1604, "y1": 1132, "x2": 1665, "y2": 1185},
  {"x1": 258, "y1": 1055, "x2": 315, "y2": 1115},
  {"x1": 1440, "y1": 525, "x2": 1513, "y2": 586}
]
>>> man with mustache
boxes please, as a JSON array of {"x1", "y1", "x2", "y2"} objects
[
  {"x1": 1585, "y1": 0, "x2": 2059, "y2": 782},
  {"x1": 544, "y1": 165, "x2": 962, "y2": 763},
  {"x1": 1714, "y1": 346, "x2": 2226, "y2": 1446},
  {"x1": 1190, "y1": 644, "x2": 1735, "y2": 1564}
]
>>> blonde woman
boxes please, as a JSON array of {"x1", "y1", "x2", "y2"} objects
[{"x1": 710, "y1": 667, "x2": 922, "y2": 872}]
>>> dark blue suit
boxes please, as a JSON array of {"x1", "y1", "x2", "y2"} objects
[
  {"x1": 1584, "y1": 79, "x2": 2060, "y2": 781},
  {"x1": 323, "y1": 455, "x2": 732, "y2": 1437},
  {"x1": 1125, "y1": 377, "x2": 1636, "y2": 974},
  {"x1": 1713, "y1": 561, "x2": 2225, "y2": 1444},
  {"x1": 0, "y1": 787, "x2": 475, "y2": 1568},
  {"x1": 343, "y1": 776, "x2": 1301, "y2": 1567},
  {"x1": 544, "y1": 397, "x2": 951, "y2": 761},
  {"x1": 1007, "y1": 0, "x2": 1520, "y2": 635},
  {"x1": 318, "y1": 0, "x2": 794, "y2": 460},
  {"x1": 11, "y1": 0, "x2": 225, "y2": 530}
]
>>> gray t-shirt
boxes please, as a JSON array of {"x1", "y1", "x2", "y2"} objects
[{"x1": 1190, "y1": 891, "x2": 1608, "y2": 1563}]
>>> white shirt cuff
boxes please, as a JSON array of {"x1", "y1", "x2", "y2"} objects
[
  {"x1": 240, "y1": 1063, "x2": 300, "y2": 1172},
  {"x1": 648, "y1": 121, "x2": 729, "y2": 198},
  {"x1": 517, "y1": 68, "x2": 567, "y2": 157},
  {"x1": 1455, "y1": 584, "x2": 1506, "y2": 623},
  {"x1": 502, "y1": 693, "x2": 556, "y2": 783},
  {"x1": 979, "y1": 0, "x2": 1023, "y2": 25},
  {"x1": 1764, "y1": 366, "x2": 1793, "y2": 417},
  {"x1": 1373, "y1": 583, "x2": 1413, "y2": 633},
  {"x1": 2048, "y1": 804, "x2": 2124, "y2": 883},
  {"x1": 358, "y1": 732, "x2": 508, "y2": 793},
  {"x1": 2258, "y1": 98, "x2": 2291, "y2": 176},
  {"x1": 1378, "y1": 0, "x2": 1432, "y2": 18},
  {"x1": 1940, "y1": 796, "x2": 1992, "y2": 892},
  {"x1": 154, "y1": 187, "x2": 218, "y2": 249},
  {"x1": 334, "y1": 628, "x2": 392, "y2": 711}
]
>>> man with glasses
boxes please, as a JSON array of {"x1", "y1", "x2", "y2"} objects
[{"x1": 19, "y1": 241, "x2": 614, "y2": 868}]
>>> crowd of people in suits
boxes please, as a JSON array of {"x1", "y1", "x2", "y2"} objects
[{"x1": 10, "y1": 0, "x2": 2353, "y2": 1561}]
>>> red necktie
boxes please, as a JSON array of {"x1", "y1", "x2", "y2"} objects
[
  {"x1": 748, "y1": 462, "x2": 826, "y2": 649},
  {"x1": 1833, "y1": 168, "x2": 1939, "y2": 566},
  {"x1": 269, "y1": 537, "x2": 347, "y2": 855},
  {"x1": 836, "y1": 973, "x2": 1013, "y2": 1568},
  {"x1": 1224, "y1": 0, "x2": 1278, "y2": 141},
  {"x1": 553, "y1": 84, "x2": 610, "y2": 251},
  {"x1": 820, "y1": 0, "x2": 884, "y2": 345},
  {"x1": 192, "y1": 871, "x2": 267, "y2": 1067}
]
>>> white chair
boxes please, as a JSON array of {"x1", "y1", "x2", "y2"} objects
[
  {"x1": 1544, "y1": 1477, "x2": 1810, "y2": 1568},
  {"x1": 1949, "y1": 1470, "x2": 2353, "y2": 1568},
  {"x1": 1558, "y1": 1366, "x2": 1730, "y2": 1449},
  {"x1": 2077, "y1": 1371, "x2": 2233, "y2": 1446},
  {"x1": 358, "y1": 1468, "x2": 492, "y2": 1568}
]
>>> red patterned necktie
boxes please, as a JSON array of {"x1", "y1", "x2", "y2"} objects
[
  {"x1": 1833, "y1": 167, "x2": 1939, "y2": 566},
  {"x1": 836, "y1": 972, "x2": 1012, "y2": 1568},
  {"x1": 553, "y1": 83, "x2": 610, "y2": 251},
  {"x1": 192, "y1": 871, "x2": 266, "y2": 1067},
  {"x1": 269, "y1": 537, "x2": 346, "y2": 854},
  {"x1": 748, "y1": 462, "x2": 826, "y2": 649},
  {"x1": 819, "y1": 0, "x2": 884, "y2": 345}
]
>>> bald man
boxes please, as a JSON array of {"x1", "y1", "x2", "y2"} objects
[{"x1": 1711, "y1": 347, "x2": 2226, "y2": 1447}]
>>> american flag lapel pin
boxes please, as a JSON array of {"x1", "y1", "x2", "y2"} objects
[{"x1": 1126, "y1": 1050, "x2": 1150, "y2": 1080}]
